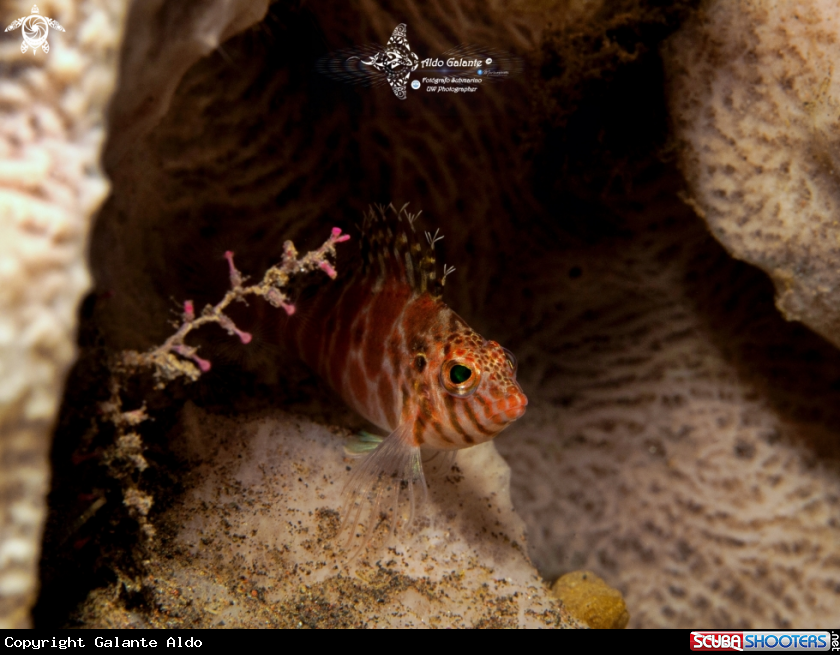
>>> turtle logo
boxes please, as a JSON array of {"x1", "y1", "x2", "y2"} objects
[
  {"x1": 355, "y1": 24, "x2": 419, "y2": 100},
  {"x1": 5, "y1": 5, "x2": 64, "y2": 55}
]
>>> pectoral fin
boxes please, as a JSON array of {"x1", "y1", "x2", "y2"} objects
[{"x1": 339, "y1": 421, "x2": 426, "y2": 554}]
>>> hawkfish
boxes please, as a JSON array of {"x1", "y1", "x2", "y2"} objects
[{"x1": 287, "y1": 203, "x2": 527, "y2": 546}]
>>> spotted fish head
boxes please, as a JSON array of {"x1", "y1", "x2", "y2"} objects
[{"x1": 417, "y1": 320, "x2": 527, "y2": 450}]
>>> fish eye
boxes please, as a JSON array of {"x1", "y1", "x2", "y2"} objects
[
  {"x1": 450, "y1": 365, "x2": 471, "y2": 383},
  {"x1": 441, "y1": 359, "x2": 481, "y2": 397},
  {"x1": 503, "y1": 348, "x2": 518, "y2": 374}
]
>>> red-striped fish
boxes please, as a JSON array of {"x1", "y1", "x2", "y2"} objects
[{"x1": 288, "y1": 203, "x2": 527, "y2": 544}]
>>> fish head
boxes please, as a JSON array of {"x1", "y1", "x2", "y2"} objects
[{"x1": 423, "y1": 328, "x2": 527, "y2": 449}]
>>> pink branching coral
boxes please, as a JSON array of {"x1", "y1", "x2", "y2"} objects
[
  {"x1": 119, "y1": 228, "x2": 350, "y2": 387},
  {"x1": 93, "y1": 227, "x2": 350, "y2": 542}
]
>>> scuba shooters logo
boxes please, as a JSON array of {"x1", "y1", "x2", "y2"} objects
[
  {"x1": 316, "y1": 23, "x2": 521, "y2": 100},
  {"x1": 690, "y1": 631, "x2": 837, "y2": 651},
  {"x1": 692, "y1": 633, "x2": 745, "y2": 651}
]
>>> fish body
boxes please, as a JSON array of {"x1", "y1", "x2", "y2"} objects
[{"x1": 288, "y1": 204, "x2": 527, "y2": 544}]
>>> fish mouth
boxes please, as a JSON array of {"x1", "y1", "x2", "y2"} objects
[
  {"x1": 490, "y1": 402, "x2": 527, "y2": 423},
  {"x1": 487, "y1": 388, "x2": 528, "y2": 424}
]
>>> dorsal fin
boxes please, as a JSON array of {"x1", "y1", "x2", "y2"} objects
[{"x1": 359, "y1": 203, "x2": 451, "y2": 299}]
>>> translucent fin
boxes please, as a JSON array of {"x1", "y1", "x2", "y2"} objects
[
  {"x1": 338, "y1": 422, "x2": 427, "y2": 557},
  {"x1": 422, "y1": 448, "x2": 458, "y2": 478}
]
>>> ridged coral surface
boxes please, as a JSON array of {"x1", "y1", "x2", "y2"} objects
[
  {"x1": 498, "y1": 173, "x2": 840, "y2": 626},
  {"x1": 0, "y1": 0, "x2": 125, "y2": 628},
  {"x1": 666, "y1": 0, "x2": 840, "y2": 349}
]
